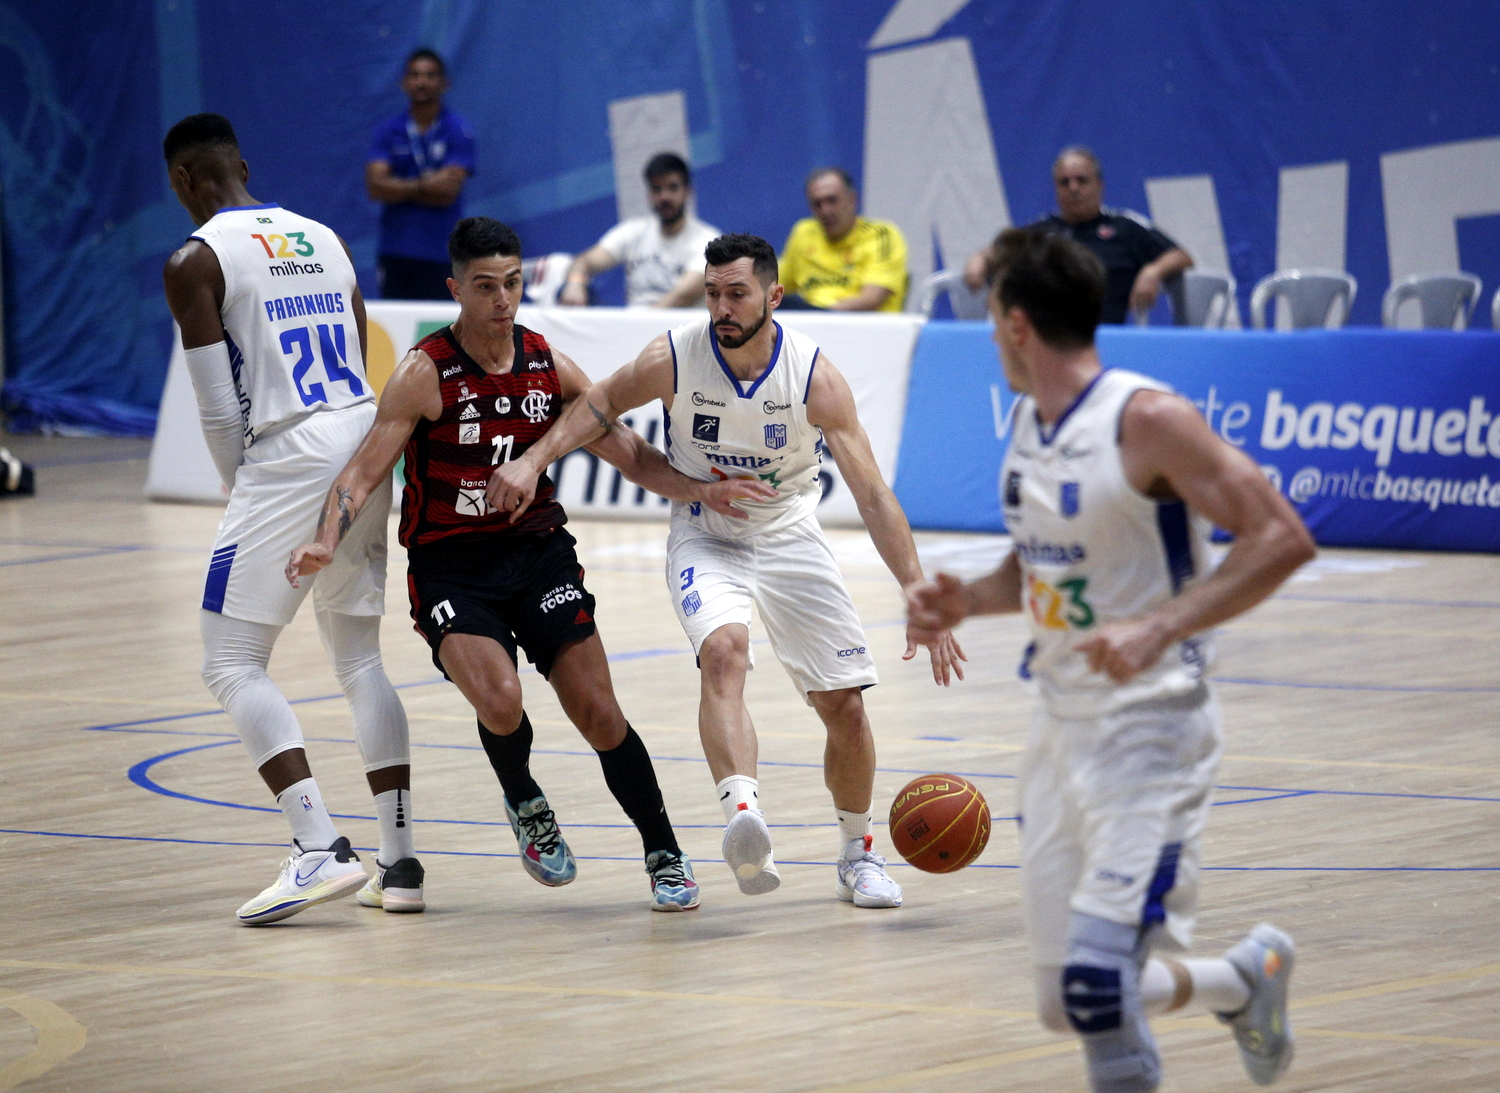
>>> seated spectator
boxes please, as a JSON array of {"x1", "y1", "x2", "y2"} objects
[
  {"x1": 779, "y1": 168, "x2": 907, "y2": 311},
  {"x1": 366, "y1": 48, "x2": 475, "y2": 300},
  {"x1": 965, "y1": 146, "x2": 1191, "y2": 323},
  {"x1": 560, "y1": 153, "x2": 720, "y2": 308}
]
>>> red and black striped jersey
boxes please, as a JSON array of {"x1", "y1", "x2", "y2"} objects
[{"x1": 399, "y1": 324, "x2": 567, "y2": 551}]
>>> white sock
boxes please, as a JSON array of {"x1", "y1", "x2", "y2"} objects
[
  {"x1": 277, "y1": 777, "x2": 340, "y2": 852},
  {"x1": 835, "y1": 808, "x2": 872, "y2": 849},
  {"x1": 716, "y1": 775, "x2": 760, "y2": 821},
  {"x1": 373, "y1": 788, "x2": 416, "y2": 865},
  {"x1": 1141, "y1": 956, "x2": 1252, "y2": 1015}
]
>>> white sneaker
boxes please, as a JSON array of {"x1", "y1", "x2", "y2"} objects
[
  {"x1": 356, "y1": 857, "x2": 426, "y2": 913},
  {"x1": 1220, "y1": 923, "x2": 1296, "y2": 1085},
  {"x1": 721, "y1": 807, "x2": 780, "y2": 895},
  {"x1": 835, "y1": 835, "x2": 903, "y2": 908},
  {"x1": 237, "y1": 837, "x2": 367, "y2": 925}
]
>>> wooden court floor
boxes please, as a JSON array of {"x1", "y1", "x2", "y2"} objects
[{"x1": 1, "y1": 434, "x2": 1497, "y2": 1093}]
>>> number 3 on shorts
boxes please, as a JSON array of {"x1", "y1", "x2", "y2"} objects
[
  {"x1": 679, "y1": 567, "x2": 694, "y2": 591},
  {"x1": 431, "y1": 599, "x2": 456, "y2": 628}
]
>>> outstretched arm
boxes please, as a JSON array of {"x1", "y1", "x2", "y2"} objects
[
  {"x1": 285, "y1": 349, "x2": 441, "y2": 586},
  {"x1": 807, "y1": 354, "x2": 966, "y2": 685},
  {"x1": 487, "y1": 335, "x2": 677, "y2": 517},
  {"x1": 1073, "y1": 389, "x2": 1314, "y2": 682}
]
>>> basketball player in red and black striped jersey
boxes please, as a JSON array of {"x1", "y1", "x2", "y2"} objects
[{"x1": 288, "y1": 218, "x2": 772, "y2": 911}]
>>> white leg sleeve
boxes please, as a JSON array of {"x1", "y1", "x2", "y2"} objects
[
  {"x1": 200, "y1": 610, "x2": 305, "y2": 770},
  {"x1": 316, "y1": 605, "x2": 410, "y2": 773}
]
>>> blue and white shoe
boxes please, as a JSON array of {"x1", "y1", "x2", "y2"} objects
[
  {"x1": 505, "y1": 795, "x2": 577, "y2": 887},
  {"x1": 645, "y1": 850, "x2": 700, "y2": 911},
  {"x1": 722, "y1": 806, "x2": 780, "y2": 895},
  {"x1": 835, "y1": 835, "x2": 903, "y2": 908},
  {"x1": 237, "y1": 837, "x2": 367, "y2": 925},
  {"x1": 1220, "y1": 923, "x2": 1296, "y2": 1085}
]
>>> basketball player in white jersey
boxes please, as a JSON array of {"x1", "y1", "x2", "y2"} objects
[
  {"x1": 491, "y1": 233, "x2": 965, "y2": 909},
  {"x1": 162, "y1": 114, "x2": 417, "y2": 924},
  {"x1": 908, "y1": 227, "x2": 1316, "y2": 1092}
]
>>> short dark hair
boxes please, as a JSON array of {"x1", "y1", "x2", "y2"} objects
[
  {"x1": 163, "y1": 113, "x2": 239, "y2": 164},
  {"x1": 448, "y1": 217, "x2": 522, "y2": 272},
  {"x1": 704, "y1": 234, "x2": 778, "y2": 286},
  {"x1": 644, "y1": 152, "x2": 691, "y2": 186},
  {"x1": 1054, "y1": 145, "x2": 1102, "y2": 180},
  {"x1": 805, "y1": 166, "x2": 855, "y2": 193},
  {"x1": 988, "y1": 226, "x2": 1105, "y2": 348},
  {"x1": 405, "y1": 48, "x2": 445, "y2": 75}
]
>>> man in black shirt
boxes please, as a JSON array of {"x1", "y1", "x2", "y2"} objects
[{"x1": 965, "y1": 147, "x2": 1193, "y2": 323}]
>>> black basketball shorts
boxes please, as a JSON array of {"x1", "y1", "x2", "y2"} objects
[{"x1": 407, "y1": 528, "x2": 597, "y2": 680}]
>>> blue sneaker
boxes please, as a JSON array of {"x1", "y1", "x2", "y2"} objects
[
  {"x1": 1220, "y1": 923, "x2": 1296, "y2": 1085},
  {"x1": 504, "y1": 795, "x2": 577, "y2": 887},
  {"x1": 646, "y1": 850, "x2": 700, "y2": 912}
]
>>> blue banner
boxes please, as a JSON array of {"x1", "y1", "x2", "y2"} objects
[
  {"x1": 5, "y1": 0, "x2": 1500, "y2": 433},
  {"x1": 894, "y1": 325, "x2": 1500, "y2": 552}
]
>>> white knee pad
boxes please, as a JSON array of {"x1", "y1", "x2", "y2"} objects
[
  {"x1": 200, "y1": 610, "x2": 305, "y2": 769},
  {"x1": 316, "y1": 606, "x2": 410, "y2": 773},
  {"x1": 1062, "y1": 913, "x2": 1161, "y2": 1093}
]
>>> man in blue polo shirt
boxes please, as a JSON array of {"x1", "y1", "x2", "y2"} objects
[{"x1": 366, "y1": 49, "x2": 476, "y2": 299}]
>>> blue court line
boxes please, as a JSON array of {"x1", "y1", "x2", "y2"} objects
[
  {"x1": 1276, "y1": 593, "x2": 1500, "y2": 610},
  {"x1": 1215, "y1": 676, "x2": 1500, "y2": 694},
  {"x1": 3, "y1": 828, "x2": 1496, "y2": 873},
  {"x1": 0, "y1": 546, "x2": 147, "y2": 568}
]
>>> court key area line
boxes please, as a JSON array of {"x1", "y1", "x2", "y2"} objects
[{"x1": 0, "y1": 987, "x2": 88, "y2": 1092}]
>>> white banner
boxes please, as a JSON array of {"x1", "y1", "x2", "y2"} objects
[{"x1": 147, "y1": 304, "x2": 923, "y2": 527}]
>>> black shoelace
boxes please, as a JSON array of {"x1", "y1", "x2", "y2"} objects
[
  {"x1": 649, "y1": 853, "x2": 688, "y2": 885},
  {"x1": 519, "y1": 806, "x2": 563, "y2": 855}
]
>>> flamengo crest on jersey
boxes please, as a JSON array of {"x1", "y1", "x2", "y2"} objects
[
  {"x1": 189, "y1": 203, "x2": 372, "y2": 445},
  {"x1": 1002, "y1": 368, "x2": 1217, "y2": 718},
  {"x1": 664, "y1": 318, "x2": 823, "y2": 539},
  {"x1": 399, "y1": 325, "x2": 566, "y2": 550}
]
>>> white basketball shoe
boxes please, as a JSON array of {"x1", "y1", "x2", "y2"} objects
[
  {"x1": 1220, "y1": 923, "x2": 1296, "y2": 1085},
  {"x1": 835, "y1": 835, "x2": 903, "y2": 908},
  {"x1": 237, "y1": 837, "x2": 367, "y2": 925},
  {"x1": 356, "y1": 857, "x2": 426, "y2": 913},
  {"x1": 721, "y1": 805, "x2": 780, "y2": 895}
]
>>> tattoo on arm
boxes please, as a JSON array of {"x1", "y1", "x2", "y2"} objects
[
  {"x1": 336, "y1": 487, "x2": 354, "y2": 541},
  {"x1": 587, "y1": 399, "x2": 615, "y2": 433}
]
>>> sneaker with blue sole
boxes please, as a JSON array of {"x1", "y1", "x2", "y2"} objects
[
  {"x1": 237, "y1": 837, "x2": 367, "y2": 925},
  {"x1": 645, "y1": 850, "x2": 700, "y2": 911},
  {"x1": 1219, "y1": 923, "x2": 1296, "y2": 1085},
  {"x1": 505, "y1": 795, "x2": 577, "y2": 887}
]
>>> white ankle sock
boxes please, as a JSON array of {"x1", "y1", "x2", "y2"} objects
[
  {"x1": 277, "y1": 777, "x2": 340, "y2": 851},
  {"x1": 373, "y1": 788, "x2": 416, "y2": 865},
  {"x1": 716, "y1": 775, "x2": 760, "y2": 821},
  {"x1": 1141, "y1": 956, "x2": 1252, "y2": 1015},
  {"x1": 835, "y1": 809, "x2": 872, "y2": 848}
]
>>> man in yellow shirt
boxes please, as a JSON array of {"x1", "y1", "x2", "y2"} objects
[{"x1": 780, "y1": 168, "x2": 908, "y2": 312}]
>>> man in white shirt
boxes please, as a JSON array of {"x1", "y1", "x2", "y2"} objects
[{"x1": 559, "y1": 153, "x2": 719, "y2": 308}]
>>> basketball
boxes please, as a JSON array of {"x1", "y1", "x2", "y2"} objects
[{"x1": 888, "y1": 774, "x2": 991, "y2": 873}]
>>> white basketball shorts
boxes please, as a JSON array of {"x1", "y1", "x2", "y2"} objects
[
  {"x1": 203, "y1": 404, "x2": 388, "y2": 627},
  {"x1": 664, "y1": 511, "x2": 878, "y2": 700},
  {"x1": 1018, "y1": 686, "x2": 1222, "y2": 966}
]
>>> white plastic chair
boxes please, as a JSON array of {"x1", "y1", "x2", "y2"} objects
[
  {"x1": 1136, "y1": 269, "x2": 1237, "y2": 328},
  {"x1": 521, "y1": 252, "x2": 573, "y2": 307},
  {"x1": 1382, "y1": 272, "x2": 1482, "y2": 330},
  {"x1": 916, "y1": 269, "x2": 989, "y2": 320},
  {"x1": 1249, "y1": 269, "x2": 1357, "y2": 330}
]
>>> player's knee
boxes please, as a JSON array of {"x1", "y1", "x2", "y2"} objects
[
  {"x1": 810, "y1": 687, "x2": 865, "y2": 735},
  {"x1": 201, "y1": 651, "x2": 261, "y2": 703},
  {"x1": 698, "y1": 626, "x2": 749, "y2": 679},
  {"x1": 1062, "y1": 914, "x2": 1161, "y2": 1093},
  {"x1": 472, "y1": 680, "x2": 525, "y2": 734}
]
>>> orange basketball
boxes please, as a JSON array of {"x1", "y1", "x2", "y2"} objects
[{"x1": 888, "y1": 774, "x2": 991, "y2": 873}]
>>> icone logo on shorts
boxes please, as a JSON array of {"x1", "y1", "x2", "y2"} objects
[
  {"x1": 837, "y1": 646, "x2": 866, "y2": 658},
  {"x1": 540, "y1": 584, "x2": 582, "y2": 613}
]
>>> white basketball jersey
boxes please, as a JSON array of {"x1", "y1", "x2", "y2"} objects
[
  {"x1": 191, "y1": 203, "x2": 372, "y2": 446},
  {"x1": 1001, "y1": 368, "x2": 1217, "y2": 717},
  {"x1": 664, "y1": 318, "x2": 823, "y2": 538}
]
